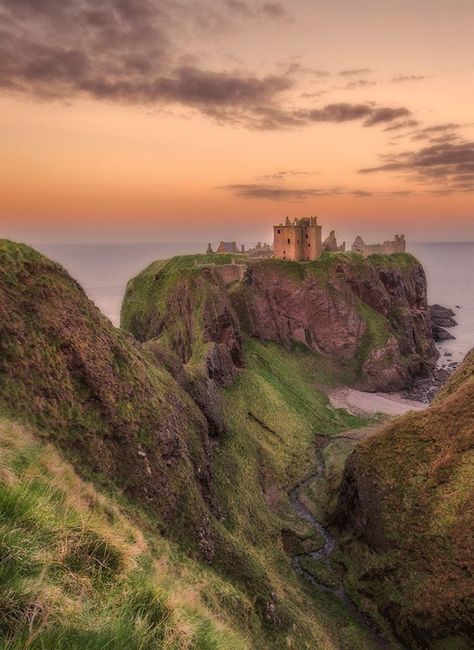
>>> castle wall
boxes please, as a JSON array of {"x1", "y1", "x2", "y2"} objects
[
  {"x1": 304, "y1": 223, "x2": 322, "y2": 260},
  {"x1": 352, "y1": 235, "x2": 406, "y2": 256},
  {"x1": 273, "y1": 225, "x2": 300, "y2": 261},
  {"x1": 273, "y1": 218, "x2": 322, "y2": 261}
]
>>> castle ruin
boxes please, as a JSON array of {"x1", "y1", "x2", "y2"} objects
[
  {"x1": 322, "y1": 230, "x2": 345, "y2": 252},
  {"x1": 351, "y1": 234, "x2": 406, "y2": 256},
  {"x1": 273, "y1": 216, "x2": 322, "y2": 261},
  {"x1": 207, "y1": 220, "x2": 406, "y2": 262}
]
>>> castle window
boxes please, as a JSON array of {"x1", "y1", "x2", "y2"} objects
[
  {"x1": 308, "y1": 243, "x2": 310, "y2": 247},
  {"x1": 277, "y1": 229, "x2": 281, "y2": 234},
  {"x1": 306, "y1": 234, "x2": 308, "y2": 239},
  {"x1": 287, "y1": 238, "x2": 291, "y2": 244}
]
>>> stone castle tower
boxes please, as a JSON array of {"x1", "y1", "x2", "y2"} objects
[{"x1": 273, "y1": 216, "x2": 322, "y2": 261}]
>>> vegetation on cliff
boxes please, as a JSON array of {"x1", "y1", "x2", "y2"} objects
[
  {"x1": 0, "y1": 241, "x2": 384, "y2": 648},
  {"x1": 0, "y1": 418, "x2": 245, "y2": 649},
  {"x1": 335, "y1": 348, "x2": 474, "y2": 648}
]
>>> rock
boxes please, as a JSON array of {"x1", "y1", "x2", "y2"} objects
[
  {"x1": 429, "y1": 303, "x2": 458, "y2": 328},
  {"x1": 431, "y1": 323, "x2": 455, "y2": 341},
  {"x1": 230, "y1": 253, "x2": 438, "y2": 391},
  {"x1": 335, "y1": 349, "x2": 474, "y2": 647}
]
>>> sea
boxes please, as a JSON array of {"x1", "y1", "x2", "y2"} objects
[{"x1": 36, "y1": 241, "x2": 474, "y2": 366}]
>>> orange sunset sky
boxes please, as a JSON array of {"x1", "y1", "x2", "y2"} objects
[{"x1": 0, "y1": 0, "x2": 473, "y2": 243}]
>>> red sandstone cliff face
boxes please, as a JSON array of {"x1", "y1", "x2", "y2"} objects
[{"x1": 229, "y1": 255, "x2": 437, "y2": 391}]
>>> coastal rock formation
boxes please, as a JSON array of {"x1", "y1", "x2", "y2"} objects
[
  {"x1": 335, "y1": 348, "x2": 474, "y2": 647},
  {"x1": 123, "y1": 252, "x2": 438, "y2": 393},
  {"x1": 122, "y1": 255, "x2": 244, "y2": 434},
  {"x1": 230, "y1": 253, "x2": 438, "y2": 391},
  {"x1": 429, "y1": 303, "x2": 458, "y2": 340}
]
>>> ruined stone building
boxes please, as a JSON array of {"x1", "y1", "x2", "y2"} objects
[
  {"x1": 216, "y1": 241, "x2": 240, "y2": 254},
  {"x1": 273, "y1": 216, "x2": 322, "y2": 261},
  {"x1": 351, "y1": 234, "x2": 406, "y2": 255},
  {"x1": 322, "y1": 230, "x2": 345, "y2": 252}
]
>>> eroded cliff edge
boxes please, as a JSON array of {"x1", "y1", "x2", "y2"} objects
[{"x1": 122, "y1": 251, "x2": 438, "y2": 393}]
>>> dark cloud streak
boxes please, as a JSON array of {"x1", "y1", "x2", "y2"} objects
[{"x1": 359, "y1": 141, "x2": 474, "y2": 192}]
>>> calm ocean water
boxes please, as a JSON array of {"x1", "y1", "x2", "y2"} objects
[{"x1": 37, "y1": 241, "x2": 474, "y2": 364}]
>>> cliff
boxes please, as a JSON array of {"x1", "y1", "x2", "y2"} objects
[
  {"x1": 0, "y1": 241, "x2": 215, "y2": 548},
  {"x1": 231, "y1": 252, "x2": 437, "y2": 391},
  {"x1": 335, "y1": 348, "x2": 474, "y2": 648},
  {"x1": 0, "y1": 241, "x2": 386, "y2": 649},
  {"x1": 123, "y1": 252, "x2": 437, "y2": 393}
]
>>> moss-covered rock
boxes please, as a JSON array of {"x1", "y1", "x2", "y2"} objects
[
  {"x1": 335, "y1": 348, "x2": 474, "y2": 647},
  {"x1": 0, "y1": 240, "x2": 216, "y2": 551}
]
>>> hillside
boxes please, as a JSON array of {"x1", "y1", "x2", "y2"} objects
[
  {"x1": 0, "y1": 417, "x2": 245, "y2": 649},
  {"x1": 335, "y1": 349, "x2": 474, "y2": 648},
  {"x1": 0, "y1": 240, "x2": 392, "y2": 649}
]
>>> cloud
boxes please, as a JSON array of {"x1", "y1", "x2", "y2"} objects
[
  {"x1": 294, "y1": 103, "x2": 411, "y2": 128},
  {"x1": 260, "y1": 2, "x2": 287, "y2": 18},
  {"x1": 219, "y1": 182, "x2": 417, "y2": 201},
  {"x1": 339, "y1": 68, "x2": 373, "y2": 76},
  {"x1": 359, "y1": 141, "x2": 474, "y2": 191},
  {"x1": 363, "y1": 106, "x2": 412, "y2": 127},
  {"x1": 257, "y1": 170, "x2": 319, "y2": 181},
  {"x1": 383, "y1": 119, "x2": 419, "y2": 132},
  {"x1": 411, "y1": 123, "x2": 462, "y2": 140},
  {"x1": 342, "y1": 79, "x2": 378, "y2": 90},
  {"x1": 225, "y1": 1, "x2": 288, "y2": 19},
  {"x1": 392, "y1": 75, "x2": 425, "y2": 83},
  {"x1": 0, "y1": 0, "x2": 292, "y2": 114},
  {"x1": 219, "y1": 184, "x2": 339, "y2": 200},
  {"x1": 0, "y1": 1, "x2": 411, "y2": 131}
]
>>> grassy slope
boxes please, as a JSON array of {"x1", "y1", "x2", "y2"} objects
[
  {"x1": 0, "y1": 418, "x2": 246, "y2": 649},
  {"x1": 208, "y1": 338, "x2": 386, "y2": 649},
  {"x1": 335, "y1": 349, "x2": 474, "y2": 648},
  {"x1": 0, "y1": 240, "x2": 218, "y2": 552}
]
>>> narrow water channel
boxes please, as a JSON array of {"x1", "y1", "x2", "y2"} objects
[{"x1": 289, "y1": 434, "x2": 395, "y2": 650}]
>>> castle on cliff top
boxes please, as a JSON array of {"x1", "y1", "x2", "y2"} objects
[
  {"x1": 206, "y1": 216, "x2": 405, "y2": 262},
  {"x1": 272, "y1": 216, "x2": 405, "y2": 261}
]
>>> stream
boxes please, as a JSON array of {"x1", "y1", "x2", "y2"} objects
[{"x1": 289, "y1": 433, "x2": 394, "y2": 649}]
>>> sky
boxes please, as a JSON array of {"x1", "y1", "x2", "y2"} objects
[{"x1": 0, "y1": 0, "x2": 473, "y2": 244}]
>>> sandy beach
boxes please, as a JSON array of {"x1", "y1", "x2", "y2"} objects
[{"x1": 328, "y1": 386, "x2": 427, "y2": 417}]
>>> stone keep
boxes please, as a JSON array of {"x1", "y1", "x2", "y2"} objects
[{"x1": 273, "y1": 216, "x2": 322, "y2": 261}]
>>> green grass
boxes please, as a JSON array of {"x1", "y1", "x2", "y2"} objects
[
  {"x1": 0, "y1": 419, "x2": 247, "y2": 650},
  {"x1": 205, "y1": 338, "x2": 381, "y2": 648}
]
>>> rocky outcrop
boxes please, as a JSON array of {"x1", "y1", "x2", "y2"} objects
[
  {"x1": 122, "y1": 256, "x2": 244, "y2": 435},
  {"x1": 335, "y1": 348, "x2": 474, "y2": 647},
  {"x1": 230, "y1": 253, "x2": 438, "y2": 391},
  {"x1": 429, "y1": 303, "x2": 457, "y2": 341}
]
